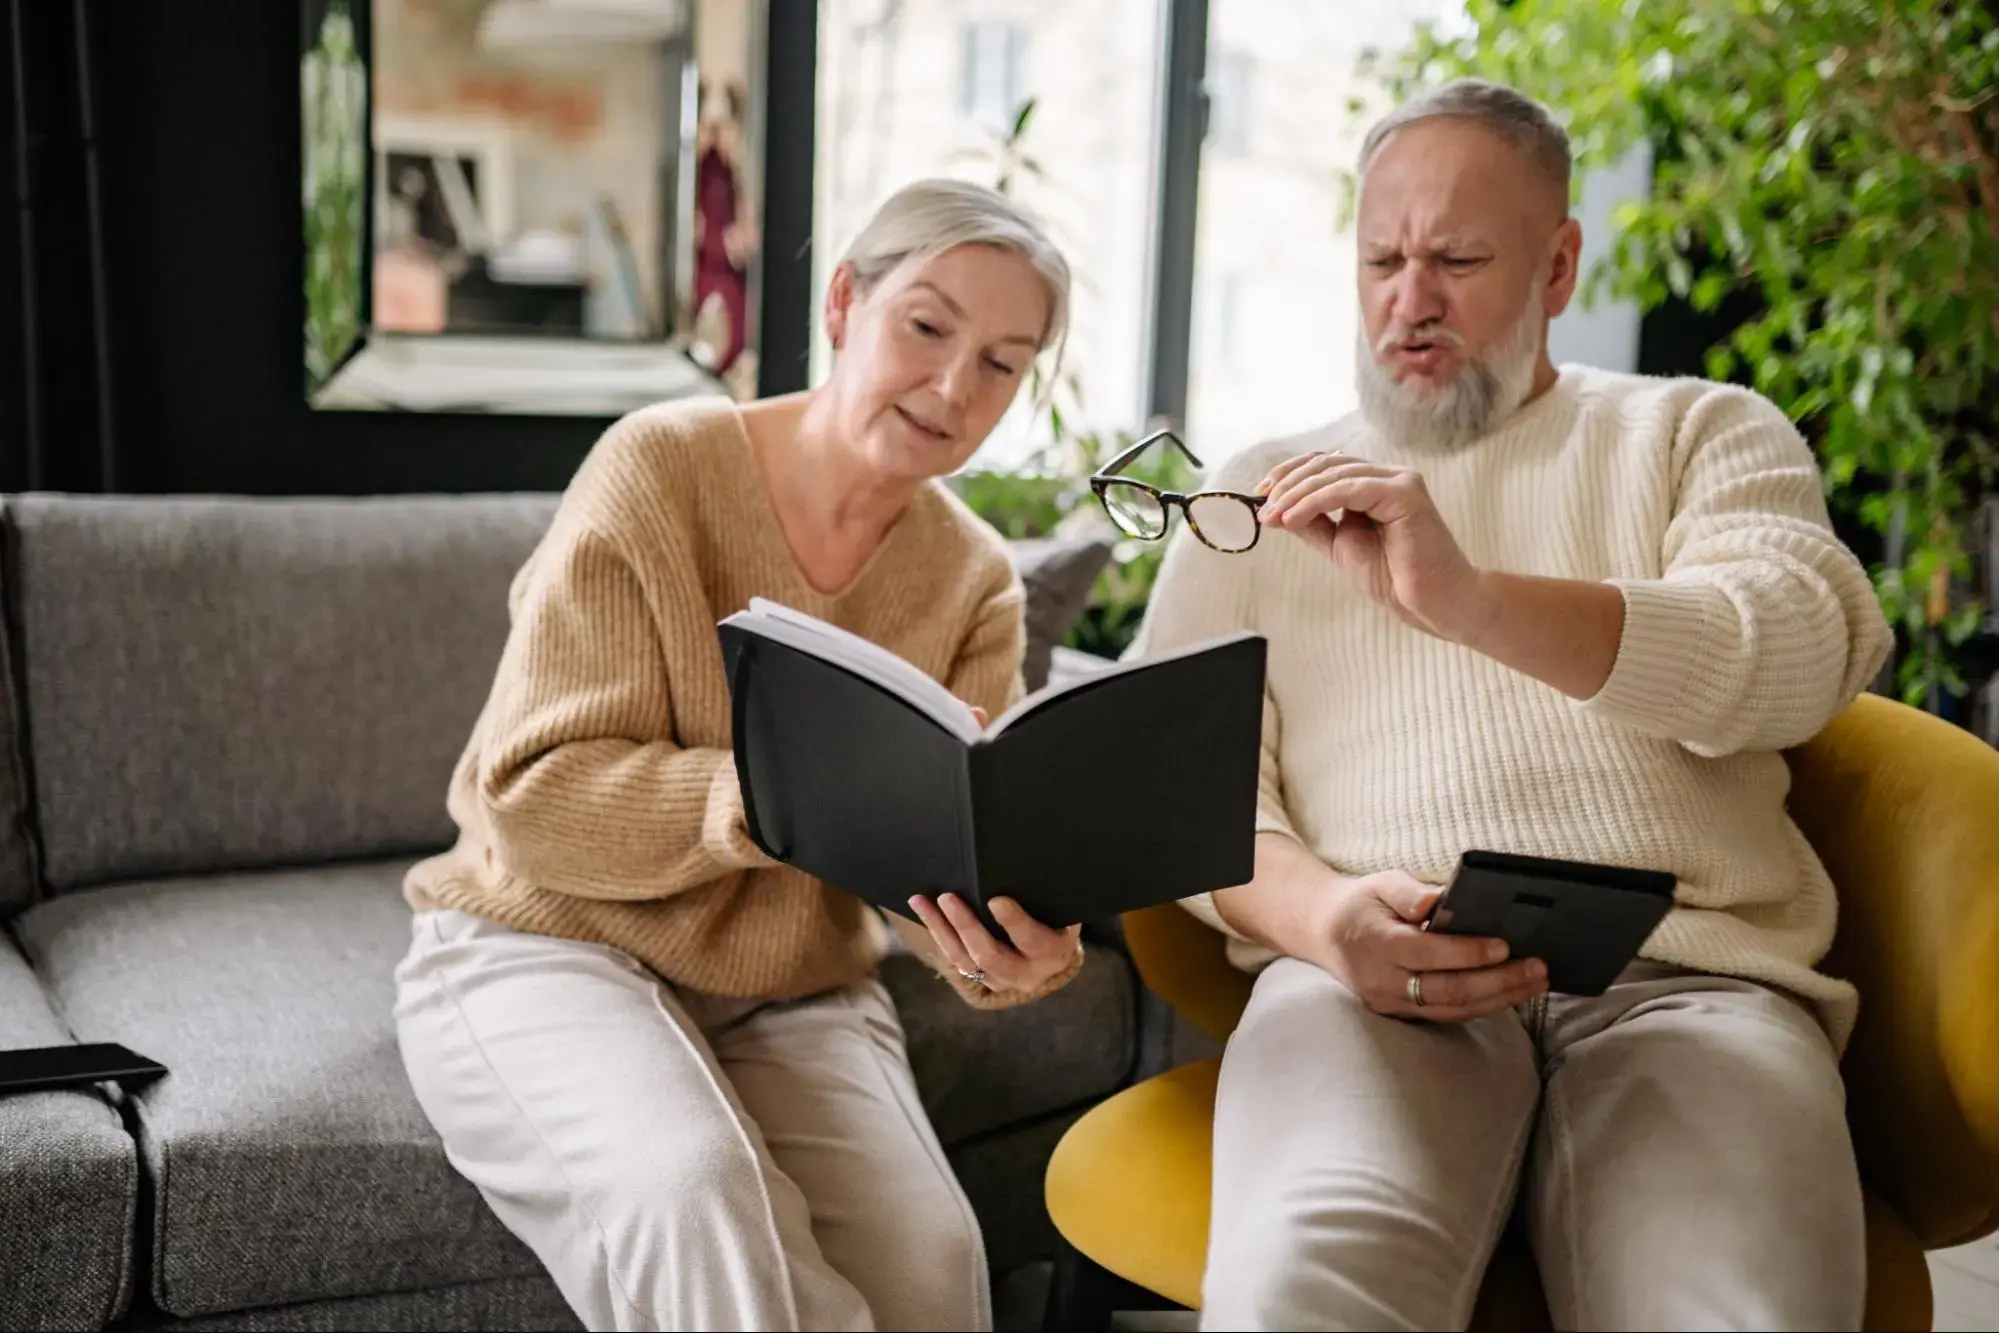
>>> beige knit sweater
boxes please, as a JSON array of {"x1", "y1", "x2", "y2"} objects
[
  {"x1": 406, "y1": 398, "x2": 1083, "y2": 1010},
  {"x1": 1129, "y1": 365, "x2": 1892, "y2": 1049}
]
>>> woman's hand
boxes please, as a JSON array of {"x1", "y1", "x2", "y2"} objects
[
  {"x1": 908, "y1": 702, "x2": 1081, "y2": 997},
  {"x1": 907, "y1": 893, "x2": 1083, "y2": 997}
]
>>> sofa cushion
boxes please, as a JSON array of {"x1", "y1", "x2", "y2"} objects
[
  {"x1": 0, "y1": 938, "x2": 139, "y2": 1331},
  {"x1": 1009, "y1": 536, "x2": 1114, "y2": 693},
  {"x1": 14, "y1": 862, "x2": 1136, "y2": 1317},
  {"x1": 2, "y1": 494, "x2": 558, "y2": 893},
  {"x1": 886, "y1": 933, "x2": 1134, "y2": 1145}
]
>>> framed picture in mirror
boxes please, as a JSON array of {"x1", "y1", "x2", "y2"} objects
[{"x1": 299, "y1": 0, "x2": 768, "y2": 415}]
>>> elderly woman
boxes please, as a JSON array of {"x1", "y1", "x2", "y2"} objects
[{"x1": 393, "y1": 179, "x2": 1080, "y2": 1333}]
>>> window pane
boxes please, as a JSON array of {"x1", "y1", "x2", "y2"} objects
[
  {"x1": 1184, "y1": 1, "x2": 1464, "y2": 465},
  {"x1": 814, "y1": 0, "x2": 1168, "y2": 465}
]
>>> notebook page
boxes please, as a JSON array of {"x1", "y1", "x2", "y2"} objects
[{"x1": 734, "y1": 599, "x2": 983, "y2": 743}]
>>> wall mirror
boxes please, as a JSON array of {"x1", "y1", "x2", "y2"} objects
[{"x1": 300, "y1": 0, "x2": 766, "y2": 414}]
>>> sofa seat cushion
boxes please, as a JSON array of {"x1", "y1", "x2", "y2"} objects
[
  {"x1": 14, "y1": 861, "x2": 1136, "y2": 1317},
  {"x1": 14, "y1": 864, "x2": 544, "y2": 1318},
  {"x1": 0, "y1": 939, "x2": 139, "y2": 1331}
]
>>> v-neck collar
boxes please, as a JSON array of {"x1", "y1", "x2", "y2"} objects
[{"x1": 719, "y1": 402, "x2": 927, "y2": 606}]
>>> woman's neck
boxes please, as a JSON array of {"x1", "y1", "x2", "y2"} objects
[{"x1": 743, "y1": 391, "x2": 921, "y2": 591}]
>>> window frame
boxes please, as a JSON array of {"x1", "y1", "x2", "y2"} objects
[{"x1": 773, "y1": 0, "x2": 1218, "y2": 430}]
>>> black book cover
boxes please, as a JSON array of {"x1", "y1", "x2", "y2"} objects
[{"x1": 718, "y1": 603, "x2": 1266, "y2": 931}]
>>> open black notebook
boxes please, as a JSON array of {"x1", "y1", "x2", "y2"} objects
[{"x1": 718, "y1": 599, "x2": 1267, "y2": 931}]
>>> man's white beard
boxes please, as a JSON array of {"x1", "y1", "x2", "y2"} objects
[{"x1": 1355, "y1": 296, "x2": 1544, "y2": 451}]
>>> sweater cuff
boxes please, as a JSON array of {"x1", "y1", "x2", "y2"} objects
[
  {"x1": 883, "y1": 911, "x2": 1086, "y2": 1010},
  {"x1": 702, "y1": 755, "x2": 780, "y2": 871},
  {"x1": 953, "y1": 938, "x2": 1086, "y2": 1010},
  {"x1": 1254, "y1": 801, "x2": 1298, "y2": 842},
  {"x1": 1180, "y1": 890, "x2": 1257, "y2": 944},
  {"x1": 1575, "y1": 579, "x2": 1723, "y2": 734}
]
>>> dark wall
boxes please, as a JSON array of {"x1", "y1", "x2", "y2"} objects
[{"x1": 2, "y1": 0, "x2": 817, "y2": 498}]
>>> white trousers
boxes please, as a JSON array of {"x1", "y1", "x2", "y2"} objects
[
  {"x1": 392, "y1": 909, "x2": 989, "y2": 1333},
  {"x1": 1202, "y1": 957, "x2": 1866, "y2": 1332}
]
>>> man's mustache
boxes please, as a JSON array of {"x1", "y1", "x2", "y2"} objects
[{"x1": 1375, "y1": 323, "x2": 1468, "y2": 354}]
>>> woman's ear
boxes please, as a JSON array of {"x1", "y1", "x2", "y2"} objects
[{"x1": 824, "y1": 263, "x2": 857, "y2": 351}]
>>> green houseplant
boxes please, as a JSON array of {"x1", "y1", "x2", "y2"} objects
[
  {"x1": 1364, "y1": 0, "x2": 1999, "y2": 712},
  {"x1": 951, "y1": 423, "x2": 1199, "y2": 659},
  {"x1": 301, "y1": 0, "x2": 367, "y2": 394}
]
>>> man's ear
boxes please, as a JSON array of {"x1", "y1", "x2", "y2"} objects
[
  {"x1": 824, "y1": 263, "x2": 857, "y2": 351},
  {"x1": 1544, "y1": 217, "x2": 1583, "y2": 319}
]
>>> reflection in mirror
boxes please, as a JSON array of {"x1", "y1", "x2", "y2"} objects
[{"x1": 300, "y1": 0, "x2": 767, "y2": 415}]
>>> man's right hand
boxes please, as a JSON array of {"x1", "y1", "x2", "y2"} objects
[
  {"x1": 1309, "y1": 870, "x2": 1548, "y2": 1022},
  {"x1": 1213, "y1": 837, "x2": 1548, "y2": 1023}
]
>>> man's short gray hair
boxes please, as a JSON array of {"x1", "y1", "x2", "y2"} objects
[{"x1": 1359, "y1": 78, "x2": 1572, "y2": 207}]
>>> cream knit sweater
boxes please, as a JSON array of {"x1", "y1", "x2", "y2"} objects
[{"x1": 1129, "y1": 365, "x2": 1892, "y2": 1049}]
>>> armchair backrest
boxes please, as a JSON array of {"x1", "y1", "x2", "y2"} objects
[
  {"x1": 1123, "y1": 900, "x2": 1252, "y2": 1044},
  {"x1": 1785, "y1": 692, "x2": 1999, "y2": 1248}
]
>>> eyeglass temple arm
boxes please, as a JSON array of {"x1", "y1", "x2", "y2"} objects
[{"x1": 1100, "y1": 428, "x2": 1205, "y2": 477}]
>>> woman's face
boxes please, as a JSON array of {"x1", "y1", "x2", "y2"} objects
[{"x1": 823, "y1": 244, "x2": 1051, "y2": 483}]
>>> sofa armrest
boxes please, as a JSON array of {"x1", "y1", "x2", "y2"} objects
[{"x1": 1787, "y1": 692, "x2": 1999, "y2": 1248}]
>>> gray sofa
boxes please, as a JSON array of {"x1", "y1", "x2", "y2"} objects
[{"x1": 0, "y1": 493, "x2": 1151, "y2": 1332}]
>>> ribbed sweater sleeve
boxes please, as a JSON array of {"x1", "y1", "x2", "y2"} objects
[
  {"x1": 473, "y1": 518, "x2": 774, "y2": 901},
  {"x1": 1576, "y1": 386, "x2": 1892, "y2": 756}
]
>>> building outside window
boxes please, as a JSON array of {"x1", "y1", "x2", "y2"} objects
[
  {"x1": 960, "y1": 19, "x2": 1026, "y2": 133},
  {"x1": 1204, "y1": 49, "x2": 1253, "y2": 157}
]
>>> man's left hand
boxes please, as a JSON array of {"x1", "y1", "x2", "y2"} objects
[{"x1": 1257, "y1": 451, "x2": 1493, "y2": 643}]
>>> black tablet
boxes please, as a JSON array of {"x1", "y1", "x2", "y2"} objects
[
  {"x1": 0, "y1": 1042, "x2": 168, "y2": 1096},
  {"x1": 1425, "y1": 850, "x2": 1677, "y2": 996}
]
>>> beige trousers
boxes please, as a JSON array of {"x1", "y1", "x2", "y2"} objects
[
  {"x1": 1202, "y1": 957, "x2": 1865, "y2": 1332},
  {"x1": 392, "y1": 909, "x2": 988, "y2": 1333}
]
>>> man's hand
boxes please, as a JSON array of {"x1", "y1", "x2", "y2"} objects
[
  {"x1": 1217, "y1": 839, "x2": 1548, "y2": 1023},
  {"x1": 1256, "y1": 451, "x2": 1493, "y2": 644},
  {"x1": 1312, "y1": 870, "x2": 1548, "y2": 1022},
  {"x1": 1254, "y1": 451, "x2": 1626, "y2": 698}
]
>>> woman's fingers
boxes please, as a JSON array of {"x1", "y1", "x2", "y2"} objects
[
  {"x1": 987, "y1": 897, "x2": 1074, "y2": 957},
  {"x1": 937, "y1": 893, "x2": 1021, "y2": 981},
  {"x1": 908, "y1": 895, "x2": 979, "y2": 976},
  {"x1": 919, "y1": 895, "x2": 1079, "y2": 993}
]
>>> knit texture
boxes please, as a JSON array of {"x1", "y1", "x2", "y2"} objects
[
  {"x1": 406, "y1": 398, "x2": 1081, "y2": 1010},
  {"x1": 1129, "y1": 365, "x2": 1893, "y2": 1049}
]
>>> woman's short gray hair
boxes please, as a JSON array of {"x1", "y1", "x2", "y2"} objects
[
  {"x1": 1360, "y1": 78, "x2": 1572, "y2": 206},
  {"x1": 837, "y1": 178, "x2": 1071, "y2": 368}
]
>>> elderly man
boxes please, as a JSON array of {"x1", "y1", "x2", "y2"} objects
[{"x1": 1128, "y1": 78, "x2": 1892, "y2": 1331}]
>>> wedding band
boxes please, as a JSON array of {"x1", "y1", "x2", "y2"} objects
[
  {"x1": 958, "y1": 968, "x2": 987, "y2": 984},
  {"x1": 1407, "y1": 973, "x2": 1427, "y2": 1008}
]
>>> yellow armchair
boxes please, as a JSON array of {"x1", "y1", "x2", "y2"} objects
[{"x1": 1044, "y1": 693, "x2": 1999, "y2": 1330}]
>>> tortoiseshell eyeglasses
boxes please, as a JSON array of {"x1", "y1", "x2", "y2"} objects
[{"x1": 1089, "y1": 429, "x2": 1266, "y2": 553}]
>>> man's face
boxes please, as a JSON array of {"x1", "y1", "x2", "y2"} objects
[{"x1": 1354, "y1": 117, "x2": 1579, "y2": 445}]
